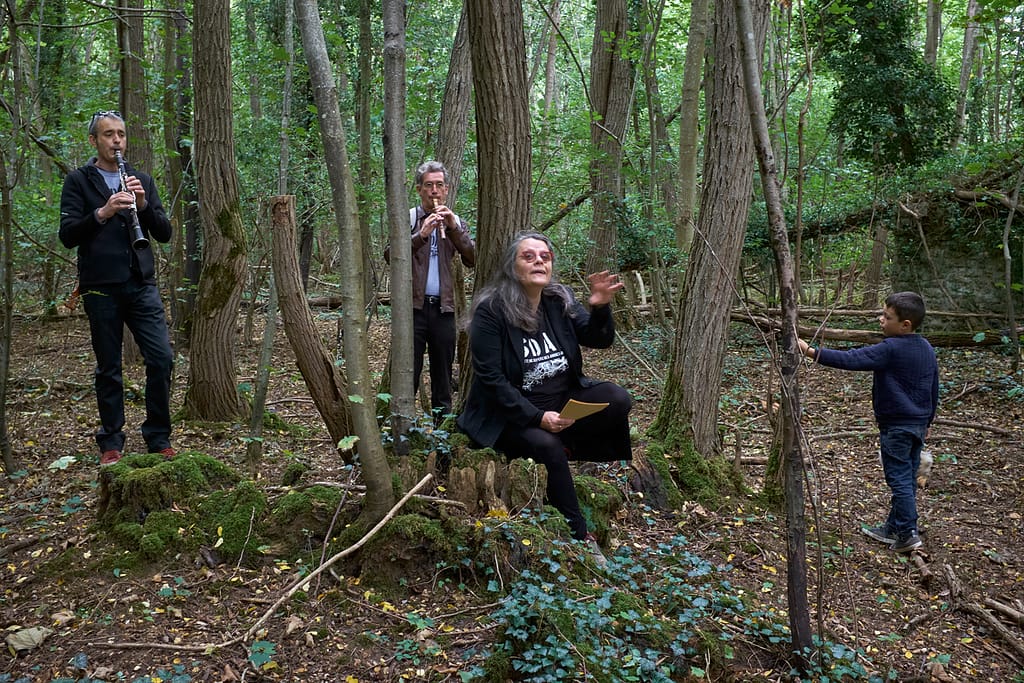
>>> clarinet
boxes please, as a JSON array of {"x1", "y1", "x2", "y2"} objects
[{"x1": 113, "y1": 151, "x2": 150, "y2": 250}]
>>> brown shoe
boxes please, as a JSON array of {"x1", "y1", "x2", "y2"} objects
[
  {"x1": 100, "y1": 450, "x2": 122, "y2": 466},
  {"x1": 154, "y1": 447, "x2": 176, "y2": 459}
]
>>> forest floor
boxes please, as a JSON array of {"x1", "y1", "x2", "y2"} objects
[{"x1": 1, "y1": 309, "x2": 1022, "y2": 682}]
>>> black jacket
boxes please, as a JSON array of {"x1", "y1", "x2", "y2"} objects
[
  {"x1": 59, "y1": 159, "x2": 172, "y2": 286},
  {"x1": 457, "y1": 292, "x2": 615, "y2": 448}
]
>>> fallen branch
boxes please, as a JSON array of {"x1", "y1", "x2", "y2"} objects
[
  {"x1": 942, "y1": 564, "x2": 1024, "y2": 662},
  {"x1": 910, "y1": 551, "x2": 933, "y2": 587},
  {"x1": 933, "y1": 417, "x2": 1013, "y2": 437},
  {"x1": 985, "y1": 598, "x2": 1024, "y2": 626},
  {"x1": 90, "y1": 473, "x2": 435, "y2": 652}
]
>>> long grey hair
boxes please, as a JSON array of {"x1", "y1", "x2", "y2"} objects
[{"x1": 469, "y1": 232, "x2": 575, "y2": 334}]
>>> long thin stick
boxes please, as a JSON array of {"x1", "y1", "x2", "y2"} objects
[{"x1": 91, "y1": 473, "x2": 434, "y2": 652}]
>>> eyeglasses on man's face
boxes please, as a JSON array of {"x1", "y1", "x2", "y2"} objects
[
  {"x1": 420, "y1": 181, "x2": 447, "y2": 190},
  {"x1": 518, "y1": 250, "x2": 553, "y2": 264}
]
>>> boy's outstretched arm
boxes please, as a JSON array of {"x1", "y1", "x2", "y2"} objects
[{"x1": 797, "y1": 338, "x2": 816, "y2": 360}]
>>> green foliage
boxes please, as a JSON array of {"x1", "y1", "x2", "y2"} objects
[{"x1": 811, "y1": 0, "x2": 955, "y2": 169}]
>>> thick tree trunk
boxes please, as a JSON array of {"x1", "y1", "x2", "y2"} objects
[
  {"x1": 185, "y1": 0, "x2": 247, "y2": 420},
  {"x1": 466, "y1": 0, "x2": 531, "y2": 285},
  {"x1": 585, "y1": 0, "x2": 632, "y2": 274},
  {"x1": 296, "y1": 0, "x2": 395, "y2": 524},
  {"x1": 650, "y1": 0, "x2": 767, "y2": 458}
]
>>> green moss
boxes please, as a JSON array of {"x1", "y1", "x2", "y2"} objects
[
  {"x1": 197, "y1": 481, "x2": 269, "y2": 563},
  {"x1": 280, "y1": 461, "x2": 311, "y2": 487},
  {"x1": 646, "y1": 432, "x2": 742, "y2": 506},
  {"x1": 98, "y1": 452, "x2": 240, "y2": 528},
  {"x1": 139, "y1": 532, "x2": 166, "y2": 560},
  {"x1": 642, "y1": 445, "x2": 686, "y2": 509},
  {"x1": 574, "y1": 475, "x2": 625, "y2": 538}
]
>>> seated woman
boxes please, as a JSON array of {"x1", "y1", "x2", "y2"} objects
[{"x1": 457, "y1": 231, "x2": 632, "y2": 544}]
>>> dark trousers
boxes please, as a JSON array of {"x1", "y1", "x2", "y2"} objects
[
  {"x1": 495, "y1": 381, "x2": 632, "y2": 539},
  {"x1": 82, "y1": 280, "x2": 174, "y2": 453},
  {"x1": 413, "y1": 298, "x2": 456, "y2": 418},
  {"x1": 879, "y1": 424, "x2": 927, "y2": 538}
]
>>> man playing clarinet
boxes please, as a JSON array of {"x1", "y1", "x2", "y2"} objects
[{"x1": 59, "y1": 110, "x2": 176, "y2": 466}]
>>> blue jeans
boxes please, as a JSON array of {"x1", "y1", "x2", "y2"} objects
[
  {"x1": 82, "y1": 280, "x2": 174, "y2": 453},
  {"x1": 879, "y1": 424, "x2": 927, "y2": 538}
]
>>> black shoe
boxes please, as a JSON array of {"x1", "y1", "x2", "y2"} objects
[
  {"x1": 861, "y1": 524, "x2": 896, "y2": 545},
  {"x1": 892, "y1": 531, "x2": 922, "y2": 553}
]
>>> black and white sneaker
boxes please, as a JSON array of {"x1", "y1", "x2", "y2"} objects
[
  {"x1": 861, "y1": 524, "x2": 896, "y2": 545},
  {"x1": 892, "y1": 531, "x2": 922, "y2": 554}
]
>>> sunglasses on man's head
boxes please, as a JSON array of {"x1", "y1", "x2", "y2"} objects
[{"x1": 92, "y1": 110, "x2": 122, "y2": 121}]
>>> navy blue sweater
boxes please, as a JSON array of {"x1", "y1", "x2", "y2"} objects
[{"x1": 815, "y1": 334, "x2": 938, "y2": 427}]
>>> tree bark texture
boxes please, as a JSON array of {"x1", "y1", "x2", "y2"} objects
[
  {"x1": 434, "y1": 8, "x2": 475, "y2": 410},
  {"x1": 185, "y1": 0, "x2": 248, "y2": 420},
  {"x1": 270, "y1": 195, "x2": 353, "y2": 448},
  {"x1": 296, "y1": 0, "x2": 396, "y2": 523},
  {"x1": 734, "y1": 0, "x2": 812, "y2": 657},
  {"x1": 651, "y1": 0, "x2": 768, "y2": 458},
  {"x1": 466, "y1": 0, "x2": 532, "y2": 286},
  {"x1": 953, "y1": 0, "x2": 980, "y2": 149},
  {"x1": 586, "y1": 0, "x2": 633, "y2": 274},
  {"x1": 924, "y1": 0, "x2": 941, "y2": 66},
  {"x1": 675, "y1": 0, "x2": 710, "y2": 254},
  {"x1": 382, "y1": 0, "x2": 415, "y2": 447},
  {"x1": 118, "y1": 0, "x2": 153, "y2": 172}
]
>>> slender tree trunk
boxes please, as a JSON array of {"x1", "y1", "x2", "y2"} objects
[
  {"x1": 466, "y1": 0, "x2": 532, "y2": 285},
  {"x1": 118, "y1": 0, "x2": 153, "y2": 172},
  {"x1": 953, "y1": 0, "x2": 980, "y2": 150},
  {"x1": 245, "y1": 0, "x2": 262, "y2": 120},
  {"x1": 543, "y1": 0, "x2": 561, "y2": 118},
  {"x1": 0, "y1": 143, "x2": 16, "y2": 475},
  {"x1": 296, "y1": 0, "x2": 395, "y2": 524},
  {"x1": 383, "y1": 0, "x2": 415, "y2": 449},
  {"x1": 270, "y1": 195, "x2": 354, "y2": 454},
  {"x1": 586, "y1": 0, "x2": 633, "y2": 274},
  {"x1": 357, "y1": 0, "x2": 375, "y2": 305},
  {"x1": 734, "y1": 0, "x2": 813, "y2": 663},
  {"x1": 163, "y1": 4, "x2": 195, "y2": 348},
  {"x1": 924, "y1": 0, "x2": 941, "y2": 66},
  {"x1": 247, "y1": 0, "x2": 295, "y2": 476},
  {"x1": 434, "y1": 7, "x2": 475, "y2": 411},
  {"x1": 675, "y1": 0, "x2": 710, "y2": 254},
  {"x1": 1002, "y1": 169, "x2": 1023, "y2": 372},
  {"x1": 185, "y1": 0, "x2": 248, "y2": 420}
]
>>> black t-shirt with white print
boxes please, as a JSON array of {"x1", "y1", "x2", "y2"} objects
[{"x1": 521, "y1": 308, "x2": 570, "y2": 412}]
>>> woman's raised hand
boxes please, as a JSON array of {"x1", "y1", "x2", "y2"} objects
[{"x1": 587, "y1": 271, "x2": 624, "y2": 307}]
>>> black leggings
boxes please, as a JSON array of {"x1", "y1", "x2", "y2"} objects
[{"x1": 495, "y1": 381, "x2": 631, "y2": 539}]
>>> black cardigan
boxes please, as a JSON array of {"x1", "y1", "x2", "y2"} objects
[
  {"x1": 59, "y1": 159, "x2": 172, "y2": 286},
  {"x1": 457, "y1": 291, "x2": 615, "y2": 448}
]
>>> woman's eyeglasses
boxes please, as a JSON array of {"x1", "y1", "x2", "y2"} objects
[{"x1": 519, "y1": 250, "x2": 553, "y2": 264}]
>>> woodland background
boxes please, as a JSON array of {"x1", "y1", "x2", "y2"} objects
[{"x1": 0, "y1": 0, "x2": 1022, "y2": 681}]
